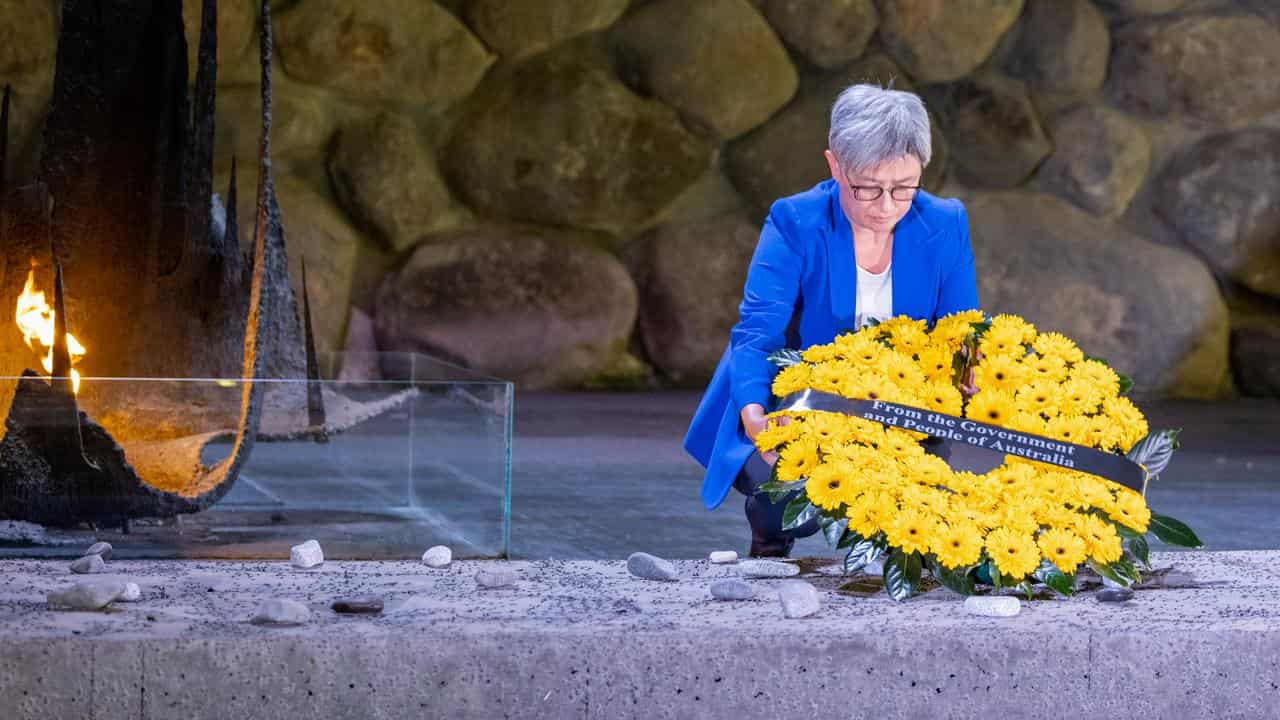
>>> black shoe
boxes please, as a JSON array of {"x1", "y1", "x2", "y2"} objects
[{"x1": 748, "y1": 538, "x2": 794, "y2": 558}]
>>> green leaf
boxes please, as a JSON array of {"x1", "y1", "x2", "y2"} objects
[
  {"x1": 1089, "y1": 560, "x2": 1131, "y2": 588},
  {"x1": 781, "y1": 496, "x2": 818, "y2": 532},
  {"x1": 1149, "y1": 514, "x2": 1203, "y2": 548},
  {"x1": 931, "y1": 560, "x2": 977, "y2": 596},
  {"x1": 884, "y1": 549, "x2": 916, "y2": 602},
  {"x1": 1115, "y1": 523, "x2": 1141, "y2": 540},
  {"x1": 1126, "y1": 429, "x2": 1180, "y2": 481},
  {"x1": 904, "y1": 552, "x2": 923, "y2": 588},
  {"x1": 766, "y1": 348, "x2": 803, "y2": 369},
  {"x1": 1117, "y1": 372, "x2": 1135, "y2": 395},
  {"x1": 1126, "y1": 535, "x2": 1151, "y2": 568},
  {"x1": 837, "y1": 527, "x2": 863, "y2": 550},
  {"x1": 820, "y1": 516, "x2": 849, "y2": 549},
  {"x1": 844, "y1": 539, "x2": 876, "y2": 574},
  {"x1": 982, "y1": 559, "x2": 1003, "y2": 590},
  {"x1": 1034, "y1": 562, "x2": 1076, "y2": 597},
  {"x1": 757, "y1": 478, "x2": 804, "y2": 504}
]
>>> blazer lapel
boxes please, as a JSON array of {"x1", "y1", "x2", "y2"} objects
[
  {"x1": 891, "y1": 197, "x2": 942, "y2": 321},
  {"x1": 826, "y1": 184, "x2": 857, "y2": 332}
]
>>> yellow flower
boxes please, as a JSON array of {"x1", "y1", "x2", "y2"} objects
[
  {"x1": 1071, "y1": 359, "x2": 1120, "y2": 397},
  {"x1": 931, "y1": 310, "x2": 984, "y2": 346},
  {"x1": 775, "y1": 437, "x2": 820, "y2": 482},
  {"x1": 933, "y1": 521, "x2": 984, "y2": 569},
  {"x1": 753, "y1": 416, "x2": 802, "y2": 453},
  {"x1": 890, "y1": 323, "x2": 931, "y2": 356},
  {"x1": 916, "y1": 346, "x2": 956, "y2": 383},
  {"x1": 989, "y1": 314, "x2": 1037, "y2": 343},
  {"x1": 1022, "y1": 353, "x2": 1069, "y2": 383},
  {"x1": 979, "y1": 324, "x2": 1024, "y2": 358},
  {"x1": 884, "y1": 352, "x2": 927, "y2": 388},
  {"x1": 1045, "y1": 414, "x2": 1090, "y2": 445},
  {"x1": 973, "y1": 353, "x2": 1029, "y2": 394},
  {"x1": 1037, "y1": 528, "x2": 1088, "y2": 572},
  {"x1": 1074, "y1": 514, "x2": 1123, "y2": 564},
  {"x1": 965, "y1": 389, "x2": 1016, "y2": 426},
  {"x1": 1107, "y1": 488, "x2": 1151, "y2": 534},
  {"x1": 886, "y1": 507, "x2": 936, "y2": 556},
  {"x1": 985, "y1": 527, "x2": 1041, "y2": 579},
  {"x1": 806, "y1": 462, "x2": 854, "y2": 510},
  {"x1": 771, "y1": 364, "x2": 813, "y2": 397},
  {"x1": 922, "y1": 381, "x2": 963, "y2": 416},
  {"x1": 1032, "y1": 332, "x2": 1084, "y2": 364},
  {"x1": 1085, "y1": 415, "x2": 1125, "y2": 452},
  {"x1": 1014, "y1": 380, "x2": 1061, "y2": 418},
  {"x1": 881, "y1": 428, "x2": 926, "y2": 460},
  {"x1": 1059, "y1": 378, "x2": 1103, "y2": 417},
  {"x1": 801, "y1": 344, "x2": 841, "y2": 363},
  {"x1": 1008, "y1": 410, "x2": 1049, "y2": 436}
]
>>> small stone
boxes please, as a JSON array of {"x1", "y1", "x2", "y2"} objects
[
  {"x1": 47, "y1": 580, "x2": 128, "y2": 611},
  {"x1": 331, "y1": 596, "x2": 384, "y2": 614},
  {"x1": 85, "y1": 541, "x2": 113, "y2": 561},
  {"x1": 250, "y1": 598, "x2": 311, "y2": 626},
  {"x1": 964, "y1": 596, "x2": 1022, "y2": 618},
  {"x1": 475, "y1": 567, "x2": 517, "y2": 589},
  {"x1": 627, "y1": 552, "x2": 678, "y2": 581},
  {"x1": 708, "y1": 550, "x2": 738, "y2": 564},
  {"x1": 738, "y1": 559, "x2": 800, "y2": 579},
  {"x1": 422, "y1": 545, "x2": 452, "y2": 568},
  {"x1": 1097, "y1": 587, "x2": 1135, "y2": 603},
  {"x1": 70, "y1": 554, "x2": 106, "y2": 574},
  {"x1": 710, "y1": 579, "x2": 755, "y2": 601},
  {"x1": 118, "y1": 583, "x2": 142, "y2": 602},
  {"x1": 778, "y1": 580, "x2": 821, "y2": 618},
  {"x1": 290, "y1": 539, "x2": 324, "y2": 569}
]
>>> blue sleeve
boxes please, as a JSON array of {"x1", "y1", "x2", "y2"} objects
[
  {"x1": 936, "y1": 202, "x2": 979, "y2": 317},
  {"x1": 729, "y1": 206, "x2": 803, "y2": 413}
]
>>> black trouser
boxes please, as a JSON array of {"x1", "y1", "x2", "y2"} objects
[
  {"x1": 734, "y1": 438, "x2": 952, "y2": 552},
  {"x1": 733, "y1": 451, "x2": 820, "y2": 553}
]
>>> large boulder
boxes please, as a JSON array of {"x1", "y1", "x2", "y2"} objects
[
  {"x1": 327, "y1": 112, "x2": 466, "y2": 253},
  {"x1": 275, "y1": 0, "x2": 495, "y2": 106},
  {"x1": 463, "y1": 0, "x2": 630, "y2": 61},
  {"x1": 875, "y1": 0, "x2": 1024, "y2": 83},
  {"x1": 926, "y1": 73, "x2": 1051, "y2": 189},
  {"x1": 611, "y1": 0, "x2": 797, "y2": 140},
  {"x1": 1232, "y1": 326, "x2": 1280, "y2": 398},
  {"x1": 725, "y1": 54, "x2": 948, "y2": 213},
  {"x1": 966, "y1": 191, "x2": 1230, "y2": 398},
  {"x1": 373, "y1": 226, "x2": 638, "y2": 389},
  {"x1": 442, "y1": 42, "x2": 712, "y2": 235},
  {"x1": 626, "y1": 214, "x2": 759, "y2": 383},
  {"x1": 1151, "y1": 129, "x2": 1280, "y2": 299},
  {"x1": 1002, "y1": 0, "x2": 1109, "y2": 99},
  {"x1": 1034, "y1": 103, "x2": 1151, "y2": 218},
  {"x1": 213, "y1": 81, "x2": 337, "y2": 174},
  {"x1": 759, "y1": 0, "x2": 878, "y2": 70},
  {"x1": 1107, "y1": 14, "x2": 1280, "y2": 127}
]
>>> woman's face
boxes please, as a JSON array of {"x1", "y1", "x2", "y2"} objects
[{"x1": 823, "y1": 151, "x2": 923, "y2": 235}]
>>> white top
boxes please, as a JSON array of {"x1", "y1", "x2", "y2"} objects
[{"x1": 855, "y1": 262, "x2": 893, "y2": 330}]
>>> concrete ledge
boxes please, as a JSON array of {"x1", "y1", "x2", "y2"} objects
[{"x1": 1, "y1": 552, "x2": 1277, "y2": 719}]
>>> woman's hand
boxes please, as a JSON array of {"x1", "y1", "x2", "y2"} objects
[{"x1": 741, "y1": 403, "x2": 789, "y2": 466}]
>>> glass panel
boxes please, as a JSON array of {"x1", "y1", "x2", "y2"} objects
[{"x1": 0, "y1": 352, "x2": 513, "y2": 560}]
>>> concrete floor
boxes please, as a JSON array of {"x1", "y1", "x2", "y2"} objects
[{"x1": 510, "y1": 393, "x2": 1280, "y2": 559}]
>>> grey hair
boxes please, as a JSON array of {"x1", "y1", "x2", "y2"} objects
[{"x1": 828, "y1": 83, "x2": 932, "y2": 175}]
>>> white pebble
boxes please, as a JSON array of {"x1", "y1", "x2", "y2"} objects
[
  {"x1": 964, "y1": 595, "x2": 1022, "y2": 618},
  {"x1": 118, "y1": 583, "x2": 142, "y2": 602},
  {"x1": 709, "y1": 551, "x2": 738, "y2": 564},
  {"x1": 778, "y1": 580, "x2": 821, "y2": 618},
  {"x1": 47, "y1": 580, "x2": 128, "y2": 611},
  {"x1": 70, "y1": 554, "x2": 106, "y2": 574},
  {"x1": 251, "y1": 598, "x2": 311, "y2": 626},
  {"x1": 290, "y1": 539, "x2": 324, "y2": 569},
  {"x1": 738, "y1": 559, "x2": 799, "y2": 578},
  {"x1": 475, "y1": 567, "x2": 516, "y2": 589},
  {"x1": 86, "y1": 541, "x2": 114, "y2": 561},
  {"x1": 422, "y1": 545, "x2": 452, "y2": 568}
]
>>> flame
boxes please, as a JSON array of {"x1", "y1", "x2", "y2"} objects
[{"x1": 15, "y1": 268, "x2": 86, "y2": 392}]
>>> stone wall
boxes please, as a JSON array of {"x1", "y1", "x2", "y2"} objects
[{"x1": 2, "y1": 0, "x2": 1278, "y2": 397}]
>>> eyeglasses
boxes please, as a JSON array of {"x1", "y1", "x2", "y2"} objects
[
  {"x1": 847, "y1": 183, "x2": 920, "y2": 202},
  {"x1": 843, "y1": 168, "x2": 920, "y2": 202}
]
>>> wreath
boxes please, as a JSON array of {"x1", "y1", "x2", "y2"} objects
[{"x1": 753, "y1": 310, "x2": 1202, "y2": 601}]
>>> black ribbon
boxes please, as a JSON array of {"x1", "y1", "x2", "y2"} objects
[{"x1": 778, "y1": 389, "x2": 1146, "y2": 493}]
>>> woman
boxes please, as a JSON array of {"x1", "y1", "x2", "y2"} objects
[{"x1": 684, "y1": 83, "x2": 979, "y2": 558}]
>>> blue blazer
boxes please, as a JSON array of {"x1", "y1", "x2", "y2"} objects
[{"x1": 683, "y1": 179, "x2": 980, "y2": 510}]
